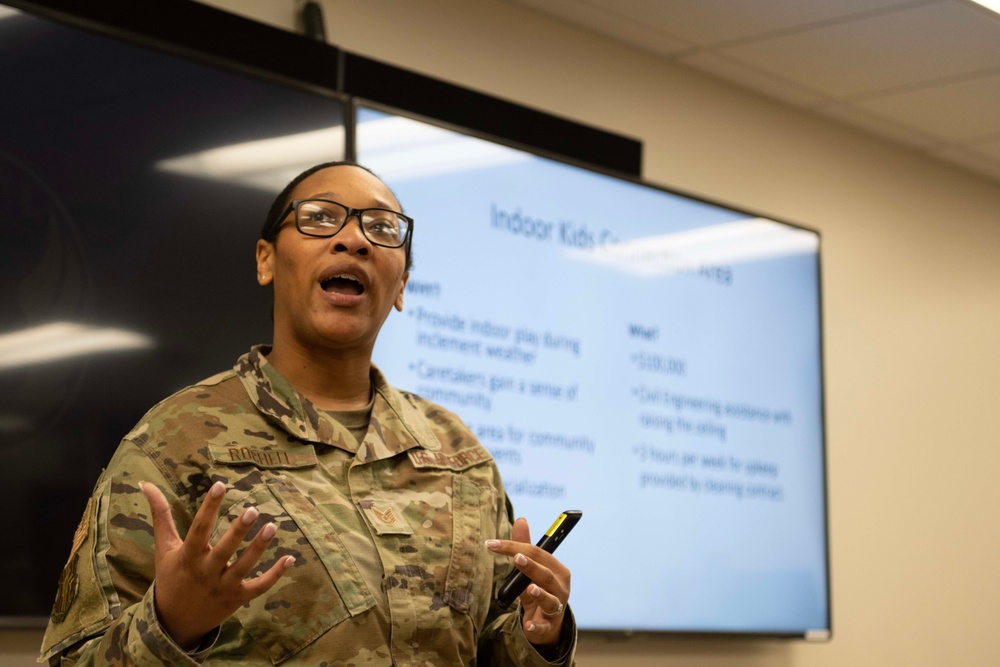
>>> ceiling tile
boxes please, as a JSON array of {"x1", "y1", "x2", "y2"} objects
[
  {"x1": 552, "y1": 0, "x2": 923, "y2": 47},
  {"x1": 503, "y1": 0, "x2": 1000, "y2": 184},
  {"x1": 814, "y1": 102, "x2": 942, "y2": 148},
  {"x1": 929, "y1": 145, "x2": 1000, "y2": 181},
  {"x1": 854, "y1": 73, "x2": 1000, "y2": 140},
  {"x1": 679, "y1": 52, "x2": 827, "y2": 106},
  {"x1": 719, "y1": 2, "x2": 1000, "y2": 98},
  {"x1": 505, "y1": 0, "x2": 694, "y2": 56}
]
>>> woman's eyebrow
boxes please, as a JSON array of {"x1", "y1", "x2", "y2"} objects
[{"x1": 309, "y1": 191, "x2": 396, "y2": 209}]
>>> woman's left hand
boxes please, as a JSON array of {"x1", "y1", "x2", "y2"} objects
[{"x1": 487, "y1": 517, "x2": 571, "y2": 648}]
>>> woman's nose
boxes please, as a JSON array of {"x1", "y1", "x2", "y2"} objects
[{"x1": 331, "y1": 215, "x2": 372, "y2": 255}]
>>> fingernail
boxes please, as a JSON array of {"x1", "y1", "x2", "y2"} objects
[
  {"x1": 260, "y1": 522, "x2": 276, "y2": 540},
  {"x1": 515, "y1": 553, "x2": 527, "y2": 566},
  {"x1": 527, "y1": 622, "x2": 536, "y2": 632},
  {"x1": 210, "y1": 481, "x2": 225, "y2": 497},
  {"x1": 241, "y1": 507, "x2": 259, "y2": 525},
  {"x1": 485, "y1": 539, "x2": 500, "y2": 550},
  {"x1": 283, "y1": 555, "x2": 296, "y2": 569},
  {"x1": 138, "y1": 481, "x2": 146, "y2": 492},
  {"x1": 530, "y1": 584, "x2": 541, "y2": 597}
]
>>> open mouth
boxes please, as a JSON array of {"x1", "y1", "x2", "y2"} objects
[{"x1": 320, "y1": 273, "x2": 365, "y2": 296}]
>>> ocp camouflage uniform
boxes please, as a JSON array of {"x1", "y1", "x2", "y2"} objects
[{"x1": 40, "y1": 346, "x2": 576, "y2": 666}]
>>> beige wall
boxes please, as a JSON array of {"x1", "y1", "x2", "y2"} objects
[{"x1": 7, "y1": 0, "x2": 999, "y2": 665}]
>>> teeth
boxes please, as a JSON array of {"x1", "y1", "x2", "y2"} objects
[{"x1": 324, "y1": 273, "x2": 359, "y2": 283}]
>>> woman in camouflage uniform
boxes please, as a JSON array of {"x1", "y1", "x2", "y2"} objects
[{"x1": 41, "y1": 163, "x2": 576, "y2": 666}]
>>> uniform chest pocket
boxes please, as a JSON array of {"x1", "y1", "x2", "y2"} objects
[
  {"x1": 369, "y1": 471, "x2": 495, "y2": 627},
  {"x1": 390, "y1": 454, "x2": 499, "y2": 628},
  {"x1": 213, "y1": 477, "x2": 376, "y2": 664}
]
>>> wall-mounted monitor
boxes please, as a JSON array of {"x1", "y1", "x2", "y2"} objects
[
  {"x1": 0, "y1": 2, "x2": 346, "y2": 622},
  {"x1": 359, "y1": 105, "x2": 829, "y2": 637}
]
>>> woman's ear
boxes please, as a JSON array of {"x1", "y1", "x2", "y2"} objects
[
  {"x1": 256, "y1": 239, "x2": 274, "y2": 285},
  {"x1": 394, "y1": 272, "x2": 409, "y2": 311}
]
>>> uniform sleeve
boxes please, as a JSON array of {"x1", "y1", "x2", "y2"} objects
[
  {"x1": 39, "y1": 440, "x2": 211, "y2": 666},
  {"x1": 476, "y1": 488, "x2": 578, "y2": 667}
]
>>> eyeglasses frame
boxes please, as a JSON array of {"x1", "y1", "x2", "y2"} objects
[{"x1": 270, "y1": 197, "x2": 414, "y2": 249}]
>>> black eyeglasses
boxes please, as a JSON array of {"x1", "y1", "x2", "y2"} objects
[{"x1": 273, "y1": 198, "x2": 413, "y2": 248}]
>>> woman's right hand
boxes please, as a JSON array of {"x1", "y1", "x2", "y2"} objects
[{"x1": 140, "y1": 480, "x2": 295, "y2": 650}]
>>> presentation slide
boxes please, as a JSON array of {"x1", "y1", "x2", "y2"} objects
[{"x1": 359, "y1": 107, "x2": 829, "y2": 634}]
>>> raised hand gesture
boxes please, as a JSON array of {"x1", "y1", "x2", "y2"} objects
[{"x1": 140, "y1": 480, "x2": 294, "y2": 650}]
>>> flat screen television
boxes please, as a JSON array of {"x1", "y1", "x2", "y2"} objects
[
  {"x1": 358, "y1": 105, "x2": 830, "y2": 637},
  {"x1": 0, "y1": 2, "x2": 346, "y2": 622},
  {"x1": 1, "y1": 0, "x2": 829, "y2": 640}
]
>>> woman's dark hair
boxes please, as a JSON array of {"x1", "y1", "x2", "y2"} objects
[{"x1": 261, "y1": 160, "x2": 412, "y2": 271}]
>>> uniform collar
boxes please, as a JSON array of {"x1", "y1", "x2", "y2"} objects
[{"x1": 235, "y1": 345, "x2": 440, "y2": 459}]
